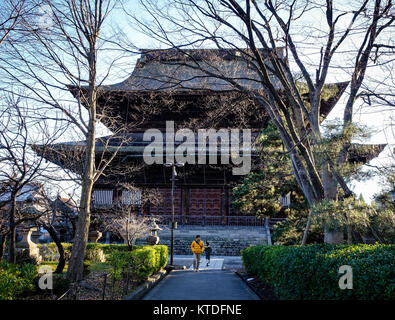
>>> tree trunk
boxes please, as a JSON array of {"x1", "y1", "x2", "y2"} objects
[
  {"x1": 347, "y1": 225, "x2": 352, "y2": 245},
  {"x1": 7, "y1": 194, "x2": 17, "y2": 263},
  {"x1": 66, "y1": 44, "x2": 97, "y2": 282},
  {"x1": 7, "y1": 226, "x2": 16, "y2": 264},
  {"x1": 66, "y1": 137, "x2": 95, "y2": 281},
  {"x1": 301, "y1": 209, "x2": 312, "y2": 246},
  {"x1": 0, "y1": 234, "x2": 7, "y2": 262},
  {"x1": 322, "y1": 163, "x2": 344, "y2": 244},
  {"x1": 42, "y1": 224, "x2": 65, "y2": 274},
  {"x1": 69, "y1": 216, "x2": 77, "y2": 240}
]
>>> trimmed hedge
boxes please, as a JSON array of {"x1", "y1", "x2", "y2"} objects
[
  {"x1": 106, "y1": 245, "x2": 168, "y2": 282},
  {"x1": 152, "y1": 245, "x2": 169, "y2": 269},
  {"x1": 38, "y1": 243, "x2": 139, "y2": 262},
  {"x1": 37, "y1": 243, "x2": 168, "y2": 281},
  {"x1": 242, "y1": 244, "x2": 395, "y2": 300}
]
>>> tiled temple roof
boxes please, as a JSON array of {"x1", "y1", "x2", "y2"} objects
[
  {"x1": 33, "y1": 48, "x2": 384, "y2": 176},
  {"x1": 104, "y1": 48, "x2": 283, "y2": 92}
]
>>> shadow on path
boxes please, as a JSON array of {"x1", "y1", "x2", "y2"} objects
[{"x1": 142, "y1": 270, "x2": 259, "y2": 300}]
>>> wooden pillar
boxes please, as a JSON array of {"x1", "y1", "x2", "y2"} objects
[
  {"x1": 224, "y1": 187, "x2": 229, "y2": 225},
  {"x1": 220, "y1": 187, "x2": 229, "y2": 226},
  {"x1": 220, "y1": 187, "x2": 224, "y2": 225},
  {"x1": 113, "y1": 188, "x2": 120, "y2": 206},
  {"x1": 181, "y1": 187, "x2": 189, "y2": 224},
  {"x1": 222, "y1": 168, "x2": 228, "y2": 225}
]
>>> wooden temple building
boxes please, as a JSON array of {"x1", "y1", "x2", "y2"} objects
[{"x1": 33, "y1": 48, "x2": 386, "y2": 226}]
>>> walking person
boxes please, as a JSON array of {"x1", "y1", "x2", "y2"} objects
[
  {"x1": 190, "y1": 235, "x2": 204, "y2": 272},
  {"x1": 205, "y1": 241, "x2": 212, "y2": 266}
]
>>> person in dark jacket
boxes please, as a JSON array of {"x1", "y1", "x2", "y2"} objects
[{"x1": 205, "y1": 241, "x2": 212, "y2": 266}]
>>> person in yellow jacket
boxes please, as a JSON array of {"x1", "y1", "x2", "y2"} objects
[{"x1": 191, "y1": 235, "x2": 204, "y2": 272}]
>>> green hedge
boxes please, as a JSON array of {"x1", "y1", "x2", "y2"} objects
[
  {"x1": 37, "y1": 243, "x2": 168, "y2": 281},
  {"x1": 242, "y1": 244, "x2": 395, "y2": 300},
  {"x1": 38, "y1": 243, "x2": 134, "y2": 262},
  {"x1": 106, "y1": 245, "x2": 168, "y2": 282},
  {"x1": 152, "y1": 245, "x2": 169, "y2": 269}
]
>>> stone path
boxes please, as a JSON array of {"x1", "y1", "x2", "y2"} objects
[
  {"x1": 187, "y1": 257, "x2": 224, "y2": 271},
  {"x1": 142, "y1": 270, "x2": 259, "y2": 300}
]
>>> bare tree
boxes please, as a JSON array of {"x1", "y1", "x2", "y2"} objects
[
  {"x1": 125, "y1": 0, "x2": 394, "y2": 244},
  {"x1": 0, "y1": 95, "x2": 67, "y2": 263},
  {"x1": 0, "y1": 0, "x2": 29, "y2": 45},
  {"x1": 0, "y1": 191, "x2": 10, "y2": 261},
  {"x1": 0, "y1": 0, "x2": 143, "y2": 281},
  {"x1": 0, "y1": 0, "x2": 169, "y2": 280},
  {"x1": 99, "y1": 185, "x2": 163, "y2": 250},
  {"x1": 34, "y1": 191, "x2": 79, "y2": 273},
  {"x1": 104, "y1": 208, "x2": 152, "y2": 250}
]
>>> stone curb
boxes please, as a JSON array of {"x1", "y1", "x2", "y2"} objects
[
  {"x1": 235, "y1": 271, "x2": 264, "y2": 300},
  {"x1": 124, "y1": 269, "x2": 169, "y2": 300}
]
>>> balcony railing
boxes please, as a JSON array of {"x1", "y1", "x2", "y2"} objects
[{"x1": 144, "y1": 215, "x2": 270, "y2": 227}]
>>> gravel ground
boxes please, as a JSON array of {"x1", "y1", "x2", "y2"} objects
[
  {"x1": 22, "y1": 271, "x2": 142, "y2": 300},
  {"x1": 68, "y1": 271, "x2": 142, "y2": 300}
]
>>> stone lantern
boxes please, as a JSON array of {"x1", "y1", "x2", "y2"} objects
[
  {"x1": 16, "y1": 226, "x2": 42, "y2": 264},
  {"x1": 146, "y1": 219, "x2": 162, "y2": 245},
  {"x1": 88, "y1": 230, "x2": 102, "y2": 243}
]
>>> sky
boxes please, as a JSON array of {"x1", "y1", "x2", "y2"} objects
[{"x1": 324, "y1": 91, "x2": 394, "y2": 201}]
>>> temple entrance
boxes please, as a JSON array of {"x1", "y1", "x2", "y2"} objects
[{"x1": 145, "y1": 187, "x2": 261, "y2": 226}]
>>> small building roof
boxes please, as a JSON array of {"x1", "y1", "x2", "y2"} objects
[
  {"x1": 0, "y1": 183, "x2": 48, "y2": 215},
  {"x1": 0, "y1": 183, "x2": 43, "y2": 202},
  {"x1": 52, "y1": 196, "x2": 77, "y2": 215}
]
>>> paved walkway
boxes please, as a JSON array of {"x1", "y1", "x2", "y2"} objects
[
  {"x1": 188, "y1": 258, "x2": 224, "y2": 271},
  {"x1": 172, "y1": 255, "x2": 243, "y2": 271},
  {"x1": 142, "y1": 270, "x2": 259, "y2": 300}
]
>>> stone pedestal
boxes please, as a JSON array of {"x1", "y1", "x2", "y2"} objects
[{"x1": 16, "y1": 227, "x2": 42, "y2": 264}]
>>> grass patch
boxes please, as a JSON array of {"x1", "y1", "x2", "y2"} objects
[{"x1": 40, "y1": 261, "x2": 68, "y2": 272}]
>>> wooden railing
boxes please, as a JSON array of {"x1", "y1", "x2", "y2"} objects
[{"x1": 144, "y1": 215, "x2": 276, "y2": 227}]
